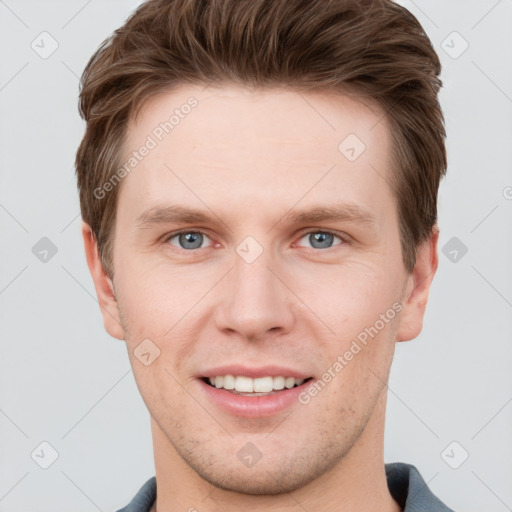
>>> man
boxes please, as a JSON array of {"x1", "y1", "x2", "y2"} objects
[{"x1": 76, "y1": 0, "x2": 454, "y2": 510}]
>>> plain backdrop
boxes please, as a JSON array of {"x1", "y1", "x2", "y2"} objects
[{"x1": 1, "y1": 1, "x2": 511, "y2": 511}]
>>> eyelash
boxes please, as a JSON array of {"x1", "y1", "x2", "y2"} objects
[{"x1": 164, "y1": 228, "x2": 348, "y2": 251}]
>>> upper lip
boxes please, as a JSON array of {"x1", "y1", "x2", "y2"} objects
[{"x1": 198, "y1": 365, "x2": 312, "y2": 379}]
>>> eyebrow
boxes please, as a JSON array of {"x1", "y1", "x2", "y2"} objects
[
  {"x1": 137, "y1": 205, "x2": 218, "y2": 228},
  {"x1": 136, "y1": 203, "x2": 376, "y2": 230},
  {"x1": 281, "y1": 204, "x2": 376, "y2": 226}
]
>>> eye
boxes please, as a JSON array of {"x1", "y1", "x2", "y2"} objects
[
  {"x1": 166, "y1": 230, "x2": 212, "y2": 250},
  {"x1": 296, "y1": 230, "x2": 344, "y2": 250},
  {"x1": 164, "y1": 229, "x2": 344, "y2": 251}
]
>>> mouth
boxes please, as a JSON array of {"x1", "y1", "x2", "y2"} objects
[
  {"x1": 196, "y1": 366, "x2": 316, "y2": 418},
  {"x1": 200, "y1": 375, "x2": 314, "y2": 397},
  {"x1": 197, "y1": 375, "x2": 314, "y2": 418}
]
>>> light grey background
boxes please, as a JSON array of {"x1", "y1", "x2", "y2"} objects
[{"x1": 1, "y1": 1, "x2": 511, "y2": 511}]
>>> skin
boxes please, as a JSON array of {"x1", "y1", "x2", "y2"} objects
[{"x1": 83, "y1": 84, "x2": 438, "y2": 512}]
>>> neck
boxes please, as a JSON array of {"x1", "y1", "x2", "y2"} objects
[{"x1": 150, "y1": 391, "x2": 400, "y2": 512}]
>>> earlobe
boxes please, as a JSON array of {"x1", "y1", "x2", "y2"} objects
[
  {"x1": 81, "y1": 222, "x2": 125, "y2": 340},
  {"x1": 396, "y1": 227, "x2": 439, "y2": 342}
]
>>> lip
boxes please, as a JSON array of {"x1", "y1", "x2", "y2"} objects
[
  {"x1": 197, "y1": 377, "x2": 313, "y2": 418},
  {"x1": 197, "y1": 365, "x2": 312, "y2": 379}
]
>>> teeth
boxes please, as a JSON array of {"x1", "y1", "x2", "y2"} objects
[
  {"x1": 253, "y1": 376, "x2": 273, "y2": 392},
  {"x1": 285, "y1": 377, "x2": 295, "y2": 389},
  {"x1": 206, "y1": 375, "x2": 306, "y2": 392},
  {"x1": 273, "y1": 376, "x2": 285, "y2": 390},
  {"x1": 222, "y1": 374, "x2": 235, "y2": 389}
]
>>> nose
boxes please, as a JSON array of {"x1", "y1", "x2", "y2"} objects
[{"x1": 213, "y1": 245, "x2": 296, "y2": 342}]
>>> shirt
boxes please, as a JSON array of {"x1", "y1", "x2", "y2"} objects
[{"x1": 116, "y1": 462, "x2": 455, "y2": 511}]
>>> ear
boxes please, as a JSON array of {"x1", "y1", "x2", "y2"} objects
[
  {"x1": 82, "y1": 222, "x2": 125, "y2": 340},
  {"x1": 396, "y1": 226, "x2": 439, "y2": 342}
]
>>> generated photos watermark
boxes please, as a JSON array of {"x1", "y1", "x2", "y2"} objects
[
  {"x1": 93, "y1": 96, "x2": 198, "y2": 200},
  {"x1": 298, "y1": 301, "x2": 403, "y2": 404}
]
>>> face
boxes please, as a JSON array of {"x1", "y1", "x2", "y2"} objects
[{"x1": 84, "y1": 84, "x2": 437, "y2": 495}]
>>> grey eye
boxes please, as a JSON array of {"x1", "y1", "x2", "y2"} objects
[
  {"x1": 169, "y1": 232, "x2": 207, "y2": 250},
  {"x1": 299, "y1": 231, "x2": 341, "y2": 249}
]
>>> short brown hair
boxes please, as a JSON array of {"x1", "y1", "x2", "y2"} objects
[{"x1": 76, "y1": 0, "x2": 447, "y2": 277}]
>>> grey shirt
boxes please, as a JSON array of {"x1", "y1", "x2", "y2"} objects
[{"x1": 116, "y1": 462, "x2": 455, "y2": 511}]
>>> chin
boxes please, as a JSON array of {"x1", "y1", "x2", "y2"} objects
[{"x1": 198, "y1": 465, "x2": 314, "y2": 495}]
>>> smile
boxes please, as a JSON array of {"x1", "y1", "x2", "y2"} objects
[
  {"x1": 203, "y1": 375, "x2": 312, "y2": 395},
  {"x1": 198, "y1": 376, "x2": 314, "y2": 418}
]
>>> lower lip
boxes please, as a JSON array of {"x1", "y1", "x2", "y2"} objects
[{"x1": 197, "y1": 379, "x2": 312, "y2": 418}]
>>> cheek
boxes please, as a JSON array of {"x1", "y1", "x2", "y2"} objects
[
  {"x1": 292, "y1": 258, "x2": 402, "y2": 331},
  {"x1": 292, "y1": 261, "x2": 403, "y2": 392},
  {"x1": 113, "y1": 256, "x2": 210, "y2": 337}
]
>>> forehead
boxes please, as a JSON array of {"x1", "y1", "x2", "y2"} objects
[
  {"x1": 127, "y1": 83, "x2": 387, "y2": 153},
  {"x1": 118, "y1": 84, "x2": 394, "y2": 223}
]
